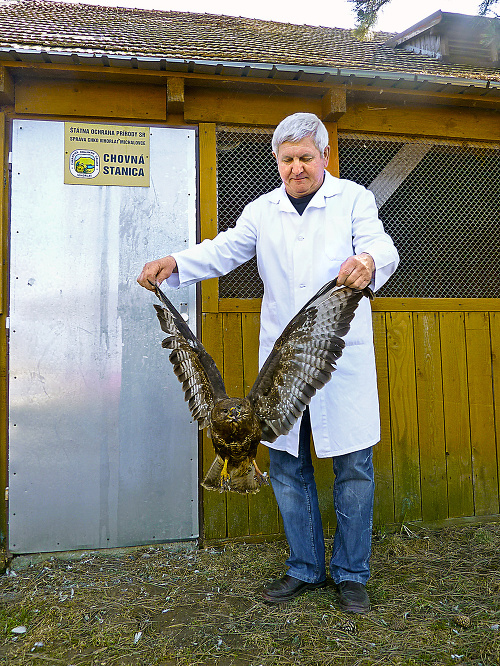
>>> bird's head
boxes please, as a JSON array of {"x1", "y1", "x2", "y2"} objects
[{"x1": 212, "y1": 399, "x2": 250, "y2": 426}]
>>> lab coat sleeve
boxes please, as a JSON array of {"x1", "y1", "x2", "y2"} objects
[
  {"x1": 350, "y1": 186, "x2": 399, "y2": 292},
  {"x1": 166, "y1": 204, "x2": 259, "y2": 288}
]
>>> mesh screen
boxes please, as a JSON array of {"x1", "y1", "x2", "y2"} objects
[
  {"x1": 216, "y1": 126, "x2": 278, "y2": 298},
  {"x1": 338, "y1": 134, "x2": 500, "y2": 298},
  {"x1": 216, "y1": 126, "x2": 500, "y2": 299}
]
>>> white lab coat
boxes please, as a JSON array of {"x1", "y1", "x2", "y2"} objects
[{"x1": 167, "y1": 171, "x2": 399, "y2": 457}]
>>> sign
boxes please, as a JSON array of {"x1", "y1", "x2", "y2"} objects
[{"x1": 64, "y1": 122, "x2": 150, "y2": 187}]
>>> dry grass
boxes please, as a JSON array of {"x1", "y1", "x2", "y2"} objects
[{"x1": 0, "y1": 523, "x2": 499, "y2": 665}]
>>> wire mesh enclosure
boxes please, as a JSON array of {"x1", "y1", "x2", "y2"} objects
[
  {"x1": 216, "y1": 126, "x2": 278, "y2": 299},
  {"x1": 216, "y1": 125, "x2": 500, "y2": 299},
  {"x1": 339, "y1": 134, "x2": 500, "y2": 298}
]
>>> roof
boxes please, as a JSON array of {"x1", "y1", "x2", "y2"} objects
[
  {"x1": 385, "y1": 10, "x2": 499, "y2": 68},
  {"x1": 386, "y1": 9, "x2": 494, "y2": 48},
  {"x1": 0, "y1": 0, "x2": 498, "y2": 91}
]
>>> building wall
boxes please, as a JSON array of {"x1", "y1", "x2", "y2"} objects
[{"x1": 0, "y1": 66, "x2": 499, "y2": 547}]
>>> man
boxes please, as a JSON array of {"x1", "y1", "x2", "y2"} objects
[{"x1": 138, "y1": 112, "x2": 399, "y2": 614}]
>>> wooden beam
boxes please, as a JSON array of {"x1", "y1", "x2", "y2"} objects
[
  {"x1": 185, "y1": 88, "x2": 322, "y2": 126},
  {"x1": 372, "y1": 298, "x2": 500, "y2": 312},
  {"x1": 5, "y1": 60, "x2": 331, "y2": 94},
  {"x1": 324, "y1": 121, "x2": 340, "y2": 177},
  {"x1": 167, "y1": 77, "x2": 184, "y2": 116},
  {"x1": 339, "y1": 103, "x2": 500, "y2": 142},
  {"x1": 15, "y1": 79, "x2": 167, "y2": 120},
  {"x1": 4, "y1": 61, "x2": 499, "y2": 110},
  {"x1": 321, "y1": 86, "x2": 346, "y2": 121},
  {"x1": 219, "y1": 297, "x2": 500, "y2": 314},
  {"x1": 0, "y1": 67, "x2": 14, "y2": 106},
  {"x1": 348, "y1": 84, "x2": 499, "y2": 110}
]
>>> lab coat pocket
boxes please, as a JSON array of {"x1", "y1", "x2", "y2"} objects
[{"x1": 324, "y1": 215, "x2": 354, "y2": 261}]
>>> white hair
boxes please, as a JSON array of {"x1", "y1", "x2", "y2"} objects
[{"x1": 272, "y1": 113, "x2": 329, "y2": 155}]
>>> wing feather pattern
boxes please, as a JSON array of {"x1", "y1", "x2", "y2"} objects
[
  {"x1": 153, "y1": 284, "x2": 227, "y2": 429},
  {"x1": 247, "y1": 279, "x2": 372, "y2": 442}
]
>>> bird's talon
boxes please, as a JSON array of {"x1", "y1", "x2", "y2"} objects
[
  {"x1": 253, "y1": 460, "x2": 270, "y2": 486},
  {"x1": 220, "y1": 458, "x2": 230, "y2": 490}
]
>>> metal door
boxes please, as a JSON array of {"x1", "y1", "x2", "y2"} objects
[{"x1": 9, "y1": 120, "x2": 198, "y2": 553}]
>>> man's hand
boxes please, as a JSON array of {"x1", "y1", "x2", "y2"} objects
[
  {"x1": 337, "y1": 253, "x2": 374, "y2": 290},
  {"x1": 137, "y1": 255, "x2": 178, "y2": 290}
]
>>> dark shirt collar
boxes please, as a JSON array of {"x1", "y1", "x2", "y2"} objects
[{"x1": 286, "y1": 176, "x2": 325, "y2": 215}]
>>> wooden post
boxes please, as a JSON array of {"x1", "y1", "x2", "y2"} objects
[
  {"x1": 198, "y1": 123, "x2": 219, "y2": 314},
  {"x1": 324, "y1": 122, "x2": 340, "y2": 177}
]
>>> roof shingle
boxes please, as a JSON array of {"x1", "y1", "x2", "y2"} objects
[{"x1": 0, "y1": 0, "x2": 498, "y2": 82}]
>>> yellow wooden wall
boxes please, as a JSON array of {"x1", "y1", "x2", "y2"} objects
[
  {"x1": 197, "y1": 120, "x2": 500, "y2": 541},
  {"x1": 200, "y1": 300, "x2": 500, "y2": 540}
]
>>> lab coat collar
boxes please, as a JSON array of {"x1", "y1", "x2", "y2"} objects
[{"x1": 269, "y1": 171, "x2": 343, "y2": 212}]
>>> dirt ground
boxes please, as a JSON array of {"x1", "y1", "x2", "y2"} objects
[{"x1": 0, "y1": 523, "x2": 499, "y2": 665}]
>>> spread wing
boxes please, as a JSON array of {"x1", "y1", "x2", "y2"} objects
[
  {"x1": 247, "y1": 279, "x2": 372, "y2": 442},
  {"x1": 153, "y1": 284, "x2": 227, "y2": 429}
]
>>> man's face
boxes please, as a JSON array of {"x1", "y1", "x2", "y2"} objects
[{"x1": 274, "y1": 136, "x2": 330, "y2": 199}]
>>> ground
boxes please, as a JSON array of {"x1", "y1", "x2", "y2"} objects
[{"x1": 0, "y1": 523, "x2": 499, "y2": 665}]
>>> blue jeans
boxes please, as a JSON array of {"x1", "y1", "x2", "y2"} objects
[{"x1": 268, "y1": 407, "x2": 374, "y2": 585}]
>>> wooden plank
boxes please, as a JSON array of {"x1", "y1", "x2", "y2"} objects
[
  {"x1": 372, "y1": 311, "x2": 395, "y2": 528},
  {"x1": 491, "y1": 313, "x2": 500, "y2": 506},
  {"x1": 440, "y1": 312, "x2": 474, "y2": 518},
  {"x1": 220, "y1": 297, "x2": 500, "y2": 314},
  {"x1": 200, "y1": 313, "x2": 227, "y2": 540},
  {"x1": 218, "y1": 298, "x2": 261, "y2": 313},
  {"x1": 386, "y1": 312, "x2": 421, "y2": 523},
  {"x1": 413, "y1": 312, "x2": 448, "y2": 522},
  {"x1": 222, "y1": 312, "x2": 250, "y2": 537},
  {"x1": 242, "y1": 313, "x2": 279, "y2": 536},
  {"x1": 372, "y1": 298, "x2": 500, "y2": 312},
  {"x1": 15, "y1": 78, "x2": 167, "y2": 120},
  {"x1": 185, "y1": 88, "x2": 322, "y2": 126},
  {"x1": 338, "y1": 104, "x2": 500, "y2": 142},
  {"x1": 241, "y1": 313, "x2": 260, "y2": 399},
  {"x1": 465, "y1": 312, "x2": 499, "y2": 516},
  {"x1": 198, "y1": 123, "x2": 219, "y2": 314}
]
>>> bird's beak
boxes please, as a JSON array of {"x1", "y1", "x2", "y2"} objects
[{"x1": 228, "y1": 406, "x2": 242, "y2": 422}]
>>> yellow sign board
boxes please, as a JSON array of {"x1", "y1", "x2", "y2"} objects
[{"x1": 64, "y1": 122, "x2": 150, "y2": 187}]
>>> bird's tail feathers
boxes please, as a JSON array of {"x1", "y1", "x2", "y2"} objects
[{"x1": 202, "y1": 456, "x2": 268, "y2": 495}]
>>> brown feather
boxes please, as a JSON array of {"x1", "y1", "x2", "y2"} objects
[{"x1": 151, "y1": 280, "x2": 370, "y2": 493}]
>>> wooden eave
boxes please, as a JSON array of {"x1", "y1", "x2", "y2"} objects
[{"x1": 2, "y1": 55, "x2": 499, "y2": 112}]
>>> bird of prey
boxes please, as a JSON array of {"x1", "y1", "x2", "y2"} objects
[{"x1": 151, "y1": 279, "x2": 372, "y2": 494}]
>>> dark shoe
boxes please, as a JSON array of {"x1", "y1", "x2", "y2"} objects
[
  {"x1": 262, "y1": 574, "x2": 326, "y2": 604},
  {"x1": 337, "y1": 581, "x2": 370, "y2": 614}
]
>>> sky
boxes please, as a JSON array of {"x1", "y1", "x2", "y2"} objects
[{"x1": 61, "y1": 0, "x2": 489, "y2": 33}]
